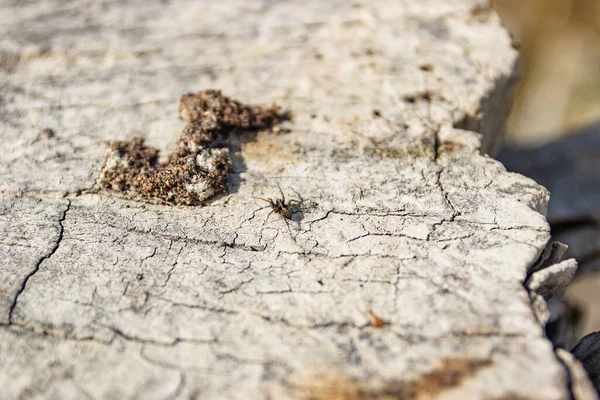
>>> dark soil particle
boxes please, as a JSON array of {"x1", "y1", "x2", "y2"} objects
[
  {"x1": 40, "y1": 128, "x2": 55, "y2": 139},
  {"x1": 100, "y1": 90, "x2": 283, "y2": 205}
]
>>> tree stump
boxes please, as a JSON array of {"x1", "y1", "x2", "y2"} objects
[{"x1": 0, "y1": 1, "x2": 594, "y2": 399}]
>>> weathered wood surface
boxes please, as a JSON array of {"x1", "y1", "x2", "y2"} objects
[
  {"x1": 0, "y1": 0, "x2": 592, "y2": 399},
  {"x1": 499, "y1": 125, "x2": 600, "y2": 275}
]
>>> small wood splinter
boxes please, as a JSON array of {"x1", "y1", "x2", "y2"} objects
[{"x1": 367, "y1": 309, "x2": 386, "y2": 328}]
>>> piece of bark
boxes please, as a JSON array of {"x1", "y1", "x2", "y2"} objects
[
  {"x1": 526, "y1": 258, "x2": 578, "y2": 300},
  {"x1": 525, "y1": 257, "x2": 578, "y2": 332},
  {"x1": 0, "y1": 0, "x2": 591, "y2": 399},
  {"x1": 529, "y1": 241, "x2": 570, "y2": 275},
  {"x1": 572, "y1": 332, "x2": 600, "y2": 396}
]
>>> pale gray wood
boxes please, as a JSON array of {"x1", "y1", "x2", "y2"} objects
[
  {"x1": 527, "y1": 258, "x2": 578, "y2": 300},
  {"x1": 0, "y1": 0, "x2": 592, "y2": 399},
  {"x1": 558, "y1": 348, "x2": 599, "y2": 400}
]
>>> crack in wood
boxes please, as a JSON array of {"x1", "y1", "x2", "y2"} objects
[{"x1": 7, "y1": 199, "x2": 71, "y2": 325}]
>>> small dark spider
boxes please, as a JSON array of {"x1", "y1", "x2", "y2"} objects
[{"x1": 258, "y1": 185, "x2": 301, "y2": 229}]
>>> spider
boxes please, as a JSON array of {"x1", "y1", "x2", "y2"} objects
[{"x1": 257, "y1": 185, "x2": 301, "y2": 230}]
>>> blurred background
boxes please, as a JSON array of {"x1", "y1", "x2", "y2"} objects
[
  {"x1": 494, "y1": 0, "x2": 600, "y2": 145},
  {"x1": 490, "y1": 0, "x2": 600, "y2": 349}
]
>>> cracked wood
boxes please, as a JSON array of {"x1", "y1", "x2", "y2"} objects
[{"x1": 0, "y1": 0, "x2": 592, "y2": 399}]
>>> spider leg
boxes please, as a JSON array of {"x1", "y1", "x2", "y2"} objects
[
  {"x1": 254, "y1": 197, "x2": 272, "y2": 205},
  {"x1": 282, "y1": 215, "x2": 297, "y2": 242},
  {"x1": 265, "y1": 209, "x2": 274, "y2": 224},
  {"x1": 251, "y1": 197, "x2": 273, "y2": 215},
  {"x1": 277, "y1": 184, "x2": 286, "y2": 203},
  {"x1": 289, "y1": 187, "x2": 303, "y2": 202}
]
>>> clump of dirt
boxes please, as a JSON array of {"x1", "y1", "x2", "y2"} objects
[{"x1": 100, "y1": 90, "x2": 283, "y2": 205}]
